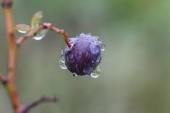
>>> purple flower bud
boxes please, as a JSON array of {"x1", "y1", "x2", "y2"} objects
[{"x1": 61, "y1": 33, "x2": 104, "y2": 76}]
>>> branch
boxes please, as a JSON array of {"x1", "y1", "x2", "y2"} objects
[
  {"x1": 16, "y1": 26, "x2": 43, "y2": 45},
  {"x1": 21, "y1": 96, "x2": 58, "y2": 113},
  {"x1": 1, "y1": 0, "x2": 21, "y2": 113},
  {"x1": 1, "y1": 1, "x2": 62, "y2": 113},
  {"x1": 16, "y1": 22, "x2": 71, "y2": 48}
]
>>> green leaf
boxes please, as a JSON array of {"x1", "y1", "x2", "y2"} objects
[
  {"x1": 31, "y1": 11, "x2": 43, "y2": 29},
  {"x1": 16, "y1": 24, "x2": 31, "y2": 34}
]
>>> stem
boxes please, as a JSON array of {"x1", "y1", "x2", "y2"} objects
[
  {"x1": 50, "y1": 24, "x2": 71, "y2": 48},
  {"x1": 16, "y1": 27, "x2": 42, "y2": 45},
  {"x1": 1, "y1": 1, "x2": 59, "y2": 113},
  {"x1": 1, "y1": 0, "x2": 21, "y2": 113},
  {"x1": 16, "y1": 22, "x2": 71, "y2": 48},
  {"x1": 21, "y1": 96, "x2": 58, "y2": 113}
]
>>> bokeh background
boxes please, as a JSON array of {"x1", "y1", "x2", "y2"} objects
[{"x1": 1, "y1": 0, "x2": 170, "y2": 113}]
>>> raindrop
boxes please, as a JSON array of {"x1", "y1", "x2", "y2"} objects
[
  {"x1": 100, "y1": 43, "x2": 105, "y2": 52},
  {"x1": 33, "y1": 29, "x2": 48, "y2": 40},
  {"x1": 59, "y1": 51, "x2": 67, "y2": 70},
  {"x1": 73, "y1": 73, "x2": 78, "y2": 77},
  {"x1": 16, "y1": 24, "x2": 30, "y2": 34},
  {"x1": 97, "y1": 38, "x2": 105, "y2": 52},
  {"x1": 96, "y1": 56, "x2": 101, "y2": 63},
  {"x1": 90, "y1": 66, "x2": 101, "y2": 78},
  {"x1": 18, "y1": 29, "x2": 27, "y2": 34}
]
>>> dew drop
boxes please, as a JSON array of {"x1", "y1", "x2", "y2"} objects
[
  {"x1": 18, "y1": 29, "x2": 27, "y2": 34},
  {"x1": 59, "y1": 51, "x2": 67, "y2": 70},
  {"x1": 33, "y1": 36, "x2": 43, "y2": 40},
  {"x1": 73, "y1": 73, "x2": 78, "y2": 77},
  {"x1": 16, "y1": 24, "x2": 30, "y2": 34},
  {"x1": 100, "y1": 43, "x2": 105, "y2": 52},
  {"x1": 96, "y1": 56, "x2": 101, "y2": 63},
  {"x1": 59, "y1": 59, "x2": 67, "y2": 70},
  {"x1": 33, "y1": 29, "x2": 48, "y2": 40},
  {"x1": 90, "y1": 66, "x2": 101, "y2": 78},
  {"x1": 97, "y1": 38, "x2": 105, "y2": 52}
]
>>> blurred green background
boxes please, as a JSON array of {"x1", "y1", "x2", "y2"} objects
[{"x1": 1, "y1": 0, "x2": 170, "y2": 113}]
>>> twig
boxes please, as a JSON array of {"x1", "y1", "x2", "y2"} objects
[
  {"x1": 1, "y1": 1, "x2": 64, "y2": 113},
  {"x1": 21, "y1": 96, "x2": 58, "y2": 113},
  {"x1": 16, "y1": 22, "x2": 71, "y2": 48},
  {"x1": 1, "y1": 0, "x2": 21, "y2": 113},
  {"x1": 50, "y1": 24, "x2": 71, "y2": 48},
  {"x1": 16, "y1": 26, "x2": 43, "y2": 45}
]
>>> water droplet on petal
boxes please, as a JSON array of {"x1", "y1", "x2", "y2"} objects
[
  {"x1": 33, "y1": 29, "x2": 48, "y2": 40},
  {"x1": 59, "y1": 51, "x2": 67, "y2": 70}
]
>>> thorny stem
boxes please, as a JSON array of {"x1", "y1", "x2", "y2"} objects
[{"x1": 16, "y1": 22, "x2": 71, "y2": 48}]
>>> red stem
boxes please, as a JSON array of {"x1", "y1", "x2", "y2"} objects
[
  {"x1": 1, "y1": 1, "x2": 61, "y2": 113},
  {"x1": 2, "y1": 0, "x2": 21, "y2": 113},
  {"x1": 16, "y1": 22, "x2": 71, "y2": 48}
]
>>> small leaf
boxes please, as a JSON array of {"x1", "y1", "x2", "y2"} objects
[
  {"x1": 16, "y1": 24, "x2": 31, "y2": 34},
  {"x1": 33, "y1": 29, "x2": 48, "y2": 40},
  {"x1": 31, "y1": 11, "x2": 43, "y2": 29}
]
